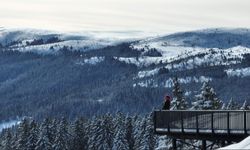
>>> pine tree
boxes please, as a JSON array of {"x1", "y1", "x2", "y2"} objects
[
  {"x1": 17, "y1": 118, "x2": 30, "y2": 149},
  {"x1": 192, "y1": 82, "x2": 221, "y2": 110},
  {"x1": 221, "y1": 103, "x2": 227, "y2": 110},
  {"x1": 112, "y1": 129, "x2": 129, "y2": 150},
  {"x1": 96, "y1": 121, "x2": 110, "y2": 150},
  {"x1": 112, "y1": 114, "x2": 129, "y2": 150},
  {"x1": 49, "y1": 119, "x2": 58, "y2": 144},
  {"x1": 71, "y1": 117, "x2": 88, "y2": 150},
  {"x1": 113, "y1": 112, "x2": 126, "y2": 130},
  {"x1": 96, "y1": 114, "x2": 114, "y2": 150},
  {"x1": 10, "y1": 128, "x2": 18, "y2": 150},
  {"x1": 240, "y1": 100, "x2": 248, "y2": 110},
  {"x1": 134, "y1": 116, "x2": 147, "y2": 149},
  {"x1": 226, "y1": 98, "x2": 239, "y2": 110},
  {"x1": 171, "y1": 77, "x2": 188, "y2": 110},
  {"x1": 125, "y1": 115, "x2": 135, "y2": 150},
  {"x1": 35, "y1": 118, "x2": 52, "y2": 150},
  {"x1": 112, "y1": 126, "x2": 129, "y2": 150},
  {"x1": 1, "y1": 129, "x2": 13, "y2": 150},
  {"x1": 87, "y1": 117, "x2": 101, "y2": 150},
  {"x1": 132, "y1": 115, "x2": 141, "y2": 150},
  {"x1": 156, "y1": 135, "x2": 172, "y2": 150},
  {"x1": 53, "y1": 118, "x2": 70, "y2": 150},
  {"x1": 139, "y1": 113, "x2": 156, "y2": 150},
  {"x1": 27, "y1": 120, "x2": 38, "y2": 150}
]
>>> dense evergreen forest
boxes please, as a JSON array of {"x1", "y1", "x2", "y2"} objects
[
  {"x1": 1, "y1": 29, "x2": 250, "y2": 126},
  {"x1": 0, "y1": 78, "x2": 248, "y2": 150},
  {"x1": 0, "y1": 112, "x2": 156, "y2": 150}
]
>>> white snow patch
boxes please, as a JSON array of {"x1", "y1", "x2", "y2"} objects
[
  {"x1": 164, "y1": 76, "x2": 212, "y2": 88},
  {"x1": 134, "y1": 76, "x2": 212, "y2": 88},
  {"x1": 137, "y1": 68, "x2": 159, "y2": 78},
  {"x1": 0, "y1": 120, "x2": 21, "y2": 132},
  {"x1": 219, "y1": 136, "x2": 250, "y2": 149},
  {"x1": 0, "y1": 28, "x2": 147, "y2": 54},
  {"x1": 123, "y1": 46, "x2": 250, "y2": 69},
  {"x1": 132, "y1": 44, "x2": 204, "y2": 65},
  {"x1": 76, "y1": 57, "x2": 105, "y2": 65},
  {"x1": 156, "y1": 136, "x2": 169, "y2": 150},
  {"x1": 114, "y1": 57, "x2": 164, "y2": 67},
  {"x1": 97, "y1": 99, "x2": 104, "y2": 103},
  {"x1": 136, "y1": 79, "x2": 158, "y2": 88},
  {"x1": 8, "y1": 40, "x2": 114, "y2": 54},
  {"x1": 164, "y1": 47, "x2": 244, "y2": 71},
  {"x1": 184, "y1": 91, "x2": 192, "y2": 96},
  {"x1": 225, "y1": 67, "x2": 250, "y2": 77}
]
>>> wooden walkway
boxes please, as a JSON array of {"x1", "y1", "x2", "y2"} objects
[{"x1": 154, "y1": 110, "x2": 250, "y2": 149}]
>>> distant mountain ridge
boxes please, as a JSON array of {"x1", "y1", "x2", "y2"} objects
[{"x1": 0, "y1": 28, "x2": 250, "y2": 121}]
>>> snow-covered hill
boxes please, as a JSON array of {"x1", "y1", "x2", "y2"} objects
[
  {"x1": 129, "y1": 28, "x2": 250, "y2": 67},
  {"x1": 132, "y1": 28, "x2": 250, "y2": 49},
  {"x1": 1, "y1": 27, "x2": 250, "y2": 120},
  {"x1": 116, "y1": 29, "x2": 250, "y2": 91},
  {"x1": 0, "y1": 28, "x2": 148, "y2": 54}
]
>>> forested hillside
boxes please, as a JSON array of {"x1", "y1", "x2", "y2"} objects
[
  {"x1": 0, "y1": 113, "x2": 157, "y2": 150},
  {"x1": 0, "y1": 28, "x2": 250, "y2": 121}
]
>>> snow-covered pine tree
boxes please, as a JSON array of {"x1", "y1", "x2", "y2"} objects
[
  {"x1": 16, "y1": 118, "x2": 30, "y2": 149},
  {"x1": 49, "y1": 119, "x2": 58, "y2": 144},
  {"x1": 221, "y1": 103, "x2": 227, "y2": 110},
  {"x1": 71, "y1": 117, "x2": 88, "y2": 150},
  {"x1": 112, "y1": 113, "x2": 129, "y2": 150},
  {"x1": 192, "y1": 82, "x2": 222, "y2": 110},
  {"x1": 125, "y1": 115, "x2": 135, "y2": 150},
  {"x1": 10, "y1": 128, "x2": 18, "y2": 150},
  {"x1": 87, "y1": 117, "x2": 101, "y2": 150},
  {"x1": 156, "y1": 135, "x2": 170, "y2": 150},
  {"x1": 112, "y1": 128, "x2": 129, "y2": 150},
  {"x1": 27, "y1": 120, "x2": 38, "y2": 150},
  {"x1": 52, "y1": 117, "x2": 70, "y2": 150},
  {"x1": 226, "y1": 98, "x2": 239, "y2": 110},
  {"x1": 35, "y1": 118, "x2": 53, "y2": 150},
  {"x1": 134, "y1": 116, "x2": 147, "y2": 149},
  {"x1": 104, "y1": 113, "x2": 115, "y2": 148},
  {"x1": 132, "y1": 115, "x2": 142, "y2": 150},
  {"x1": 139, "y1": 113, "x2": 156, "y2": 150},
  {"x1": 113, "y1": 112, "x2": 126, "y2": 129},
  {"x1": 240, "y1": 100, "x2": 248, "y2": 110},
  {"x1": 171, "y1": 77, "x2": 188, "y2": 110},
  {"x1": 0, "y1": 132, "x2": 2, "y2": 149},
  {"x1": 1, "y1": 129, "x2": 13, "y2": 150},
  {"x1": 95, "y1": 114, "x2": 114, "y2": 150}
]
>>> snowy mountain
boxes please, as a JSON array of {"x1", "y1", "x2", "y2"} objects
[
  {"x1": 128, "y1": 28, "x2": 250, "y2": 101},
  {"x1": 0, "y1": 28, "x2": 147, "y2": 54},
  {"x1": 0, "y1": 28, "x2": 250, "y2": 120}
]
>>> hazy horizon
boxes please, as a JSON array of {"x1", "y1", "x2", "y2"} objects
[{"x1": 1, "y1": 0, "x2": 250, "y2": 34}]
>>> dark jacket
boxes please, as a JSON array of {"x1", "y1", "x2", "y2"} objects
[{"x1": 162, "y1": 99, "x2": 170, "y2": 110}]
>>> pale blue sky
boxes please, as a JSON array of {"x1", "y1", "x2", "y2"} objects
[{"x1": 1, "y1": 0, "x2": 250, "y2": 34}]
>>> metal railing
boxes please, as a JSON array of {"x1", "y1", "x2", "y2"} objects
[{"x1": 154, "y1": 110, "x2": 250, "y2": 135}]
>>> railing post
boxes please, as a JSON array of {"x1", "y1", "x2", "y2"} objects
[
  {"x1": 244, "y1": 111, "x2": 247, "y2": 134},
  {"x1": 211, "y1": 112, "x2": 214, "y2": 134},
  {"x1": 227, "y1": 111, "x2": 230, "y2": 135},
  {"x1": 172, "y1": 138, "x2": 177, "y2": 150},
  {"x1": 153, "y1": 111, "x2": 156, "y2": 134},
  {"x1": 202, "y1": 140, "x2": 206, "y2": 150},
  {"x1": 221, "y1": 141, "x2": 225, "y2": 147},
  {"x1": 167, "y1": 111, "x2": 170, "y2": 133},
  {"x1": 181, "y1": 112, "x2": 184, "y2": 133},
  {"x1": 196, "y1": 111, "x2": 199, "y2": 134}
]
